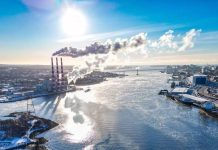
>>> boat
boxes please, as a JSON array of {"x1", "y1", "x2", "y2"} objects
[
  {"x1": 136, "y1": 69, "x2": 139, "y2": 75},
  {"x1": 174, "y1": 95, "x2": 193, "y2": 105},
  {"x1": 200, "y1": 109, "x2": 218, "y2": 118},
  {"x1": 84, "y1": 88, "x2": 91, "y2": 92},
  {"x1": 158, "y1": 90, "x2": 168, "y2": 95}
]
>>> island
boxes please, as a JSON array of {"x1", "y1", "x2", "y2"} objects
[{"x1": 71, "y1": 71, "x2": 127, "y2": 85}]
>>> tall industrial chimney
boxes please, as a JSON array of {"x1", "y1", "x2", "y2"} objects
[
  {"x1": 51, "y1": 57, "x2": 54, "y2": 77},
  {"x1": 60, "y1": 57, "x2": 68, "y2": 90},
  {"x1": 60, "y1": 57, "x2": 64, "y2": 89},
  {"x1": 61, "y1": 57, "x2": 64, "y2": 79},
  {"x1": 56, "y1": 57, "x2": 59, "y2": 91},
  {"x1": 51, "y1": 57, "x2": 56, "y2": 91}
]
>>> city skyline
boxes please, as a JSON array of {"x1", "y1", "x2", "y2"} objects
[{"x1": 0, "y1": 0, "x2": 218, "y2": 65}]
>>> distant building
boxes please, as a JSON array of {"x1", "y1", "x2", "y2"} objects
[
  {"x1": 166, "y1": 66, "x2": 175, "y2": 74},
  {"x1": 201, "y1": 67, "x2": 205, "y2": 74},
  {"x1": 192, "y1": 74, "x2": 207, "y2": 86}
]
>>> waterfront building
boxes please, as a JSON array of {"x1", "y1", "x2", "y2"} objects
[
  {"x1": 179, "y1": 94, "x2": 209, "y2": 104},
  {"x1": 35, "y1": 79, "x2": 53, "y2": 93},
  {"x1": 192, "y1": 74, "x2": 207, "y2": 86},
  {"x1": 171, "y1": 87, "x2": 189, "y2": 95}
]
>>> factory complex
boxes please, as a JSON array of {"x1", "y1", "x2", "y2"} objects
[{"x1": 0, "y1": 57, "x2": 75, "y2": 103}]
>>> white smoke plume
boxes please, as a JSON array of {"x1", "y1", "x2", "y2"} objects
[
  {"x1": 178, "y1": 29, "x2": 201, "y2": 51},
  {"x1": 53, "y1": 29, "x2": 200, "y2": 58},
  {"x1": 150, "y1": 30, "x2": 178, "y2": 49},
  {"x1": 54, "y1": 29, "x2": 200, "y2": 83},
  {"x1": 53, "y1": 33, "x2": 147, "y2": 57},
  {"x1": 67, "y1": 55, "x2": 109, "y2": 84}
]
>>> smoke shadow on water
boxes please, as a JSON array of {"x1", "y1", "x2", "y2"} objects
[
  {"x1": 64, "y1": 94, "x2": 111, "y2": 124},
  {"x1": 60, "y1": 92, "x2": 185, "y2": 149}
]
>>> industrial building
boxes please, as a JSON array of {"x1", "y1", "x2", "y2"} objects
[
  {"x1": 192, "y1": 74, "x2": 207, "y2": 86},
  {"x1": 35, "y1": 57, "x2": 68, "y2": 93},
  {"x1": 51, "y1": 57, "x2": 68, "y2": 91},
  {"x1": 171, "y1": 87, "x2": 190, "y2": 95}
]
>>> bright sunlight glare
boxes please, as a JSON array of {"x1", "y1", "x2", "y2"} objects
[{"x1": 61, "y1": 8, "x2": 87, "y2": 36}]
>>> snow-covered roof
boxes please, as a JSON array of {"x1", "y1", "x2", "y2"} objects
[
  {"x1": 171, "y1": 87, "x2": 189, "y2": 94},
  {"x1": 179, "y1": 94, "x2": 209, "y2": 103},
  {"x1": 193, "y1": 74, "x2": 207, "y2": 77}
]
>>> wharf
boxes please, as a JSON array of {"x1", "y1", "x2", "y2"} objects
[
  {"x1": 159, "y1": 90, "x2": 218, "y2": 118},
  {"x1": 0, "y1": 88, "x2": 76, "y2": 103},
  {"x1": 197, "y1": 86, "x2": 218, "y2": 101}
]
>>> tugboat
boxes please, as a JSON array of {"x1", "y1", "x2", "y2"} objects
[{"x1": 158, "y1": 90, "x2": 169, "y2": 95}]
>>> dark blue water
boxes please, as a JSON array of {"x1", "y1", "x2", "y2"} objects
[{"x1": 1, "y1": 70, "x2": 218, "y2": 150}]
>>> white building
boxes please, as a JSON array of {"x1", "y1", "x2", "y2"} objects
[{"x1": 171, "y1": 87, "x2": 189, "y2": 95}]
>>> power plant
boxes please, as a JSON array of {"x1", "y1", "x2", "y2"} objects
[
  {"x1": 51, "y1": 57, "x2": 68, "y2": 92},
  {"x1": 0, "y1": 57, "x2": 75, "y2": 103}
]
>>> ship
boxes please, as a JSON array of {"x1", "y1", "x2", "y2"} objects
[
  {"x1": 199, "y1": 101, "x2": 218, "y2": 118},
  {"x1": 174, "y1": 95, "x2": 193, "y2": 105}
]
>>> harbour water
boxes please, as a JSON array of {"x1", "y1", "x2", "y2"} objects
[{"x1": 1, "y1": 70, "x2": 218, "y2": 150}]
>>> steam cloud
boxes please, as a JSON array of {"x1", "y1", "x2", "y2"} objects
[
  {"x1": 53, "y1": 33, "x2": 147, "y2": 58},
  {"x1": 54, "y1": 29, "x2": 201, "y2": 83},
  {"x1": 178, "y1": 29, "x2": 201, "y2": 51},
  {"x1": 53, "y1": 29, "x2": 200, "y2": 58}
]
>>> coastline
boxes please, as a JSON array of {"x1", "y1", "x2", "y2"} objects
[{"x1": 0, "y1": 112, "x2": 58, "y2": 150}]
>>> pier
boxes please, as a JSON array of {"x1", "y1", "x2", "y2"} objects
[{"x1": 0, "y1": 88, "x2": 76, "y2": 103}]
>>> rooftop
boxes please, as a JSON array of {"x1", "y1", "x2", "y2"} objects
[
  {"x1": 171, "y1": 87, "x2": 189, "y2": 93},
  {"x1": 193, "y1": 74, "x2": 207, "y2": 77},
  {"x1": 179, "y1": 94, "x2": 209, "y2": 102}
]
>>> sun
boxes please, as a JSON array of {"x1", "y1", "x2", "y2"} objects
[{"x1": 61, "y1": 8, "x2": 87, "y2": 36}]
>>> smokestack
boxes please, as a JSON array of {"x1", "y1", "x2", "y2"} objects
[
  {"x1": 51, "y1": 57, "x2": 56, "y2": 91},
  {"x1": 60, "y1": 57, "x2": 64, "y2": 89},
  {"x1": 61, "y1": 57, "x2": 64, "y2": 78},
  {"x1": 56, "y1": 57, "x2": 59, "y2": 90},
  {"x1": 51, "y1": 57, "x2": 54, "y2": 77}
]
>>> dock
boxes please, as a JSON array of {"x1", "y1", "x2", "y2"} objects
[
  {"x1": 0, "y1": 88, "x2": 76, "y2": 103},
  {"x1": 159, "y1": 89, "x2": 218, "y2": 118}
]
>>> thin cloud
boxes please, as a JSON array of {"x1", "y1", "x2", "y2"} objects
[
  {"x1": 196, "y1": 31, "x2": 218, "y2": 43},
  {"x1": 57, "y1": 23, "x2": 185, "y2": 43}
]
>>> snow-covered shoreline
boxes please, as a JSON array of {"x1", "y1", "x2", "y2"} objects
[{"x1": 0, "y1": 112, "x2": 58, "y2": 150}]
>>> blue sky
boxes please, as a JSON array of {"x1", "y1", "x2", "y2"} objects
[{"x1": 0, "y1": 0, "x2": 217, "y2": 65}]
